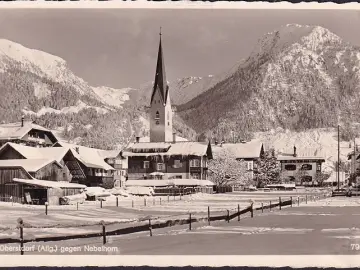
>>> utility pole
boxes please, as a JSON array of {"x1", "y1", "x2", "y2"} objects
[
  {"x1": 338, "y1": 125, "x2": 340, "y2": 191},
  {"x1": 354, "y1": 137, "x2": 356, "y2": 176}
]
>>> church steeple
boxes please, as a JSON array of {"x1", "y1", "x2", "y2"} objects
[
  {"x1": 149, "y1": 29, "x2": 173, "y2": 143},
  {"x1": 150, "y1": 28, "x2": 169, "y2": 105}
]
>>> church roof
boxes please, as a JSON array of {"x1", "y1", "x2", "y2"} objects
[{"x1": 150, "y1": 34, "x2": 169, "y2": 105}]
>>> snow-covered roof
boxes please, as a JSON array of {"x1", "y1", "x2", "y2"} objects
[
  {"x1": 124, "y1": 141, "x2": 211, "y2": 157},
  {"x1": 126, "y1": 179, "x2": 214, "y2": 187},
  {"x1": 138, "y1": 136, "x2": 188, "y2": 143},
  {"x1": 55, "y1": 142, "x2": 115, "y2": 171},
  {"x1": 0, "y1": 159, "x2": 62, "y2": 172},
  {"x1": 0, "y1": 121, "x2": 57, "y2": 141},
  {"x1": 277, "y1": 155, "x2": 325, "y2": 161},
  {"x1": 212, "y1": 141, "x2": 264, "y2": 159},
  {"x1": 13, "y1": 178, "x2": 86, "y2": 189},
  {"x1": 0, "y1": 142, "x2": 70, "y2": 162}
]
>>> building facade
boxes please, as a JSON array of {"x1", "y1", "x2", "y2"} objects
[{"x1": 278, "y1": 146, "x2": 325, "y2": 186}]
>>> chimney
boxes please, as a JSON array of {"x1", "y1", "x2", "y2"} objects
[
  {"x1": 21, "y1": 115, "x2": 24, "y2": 127},
  {"x1": 135, "y1": 136, "x2": 140, "y2": 143},
  {"x1": 293, "y1": 145, "x2": 297, "y2": 157},
  {"x1": 75, "y1": 147, "x2": 80, "y2": 154},
  {"x1": 172, "y1": 132, "x2": 176, "y2": 143}
]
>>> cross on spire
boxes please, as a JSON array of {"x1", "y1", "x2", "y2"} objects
[{"x1": 159, "y1": 26, "x2": 162, "y2": 36}]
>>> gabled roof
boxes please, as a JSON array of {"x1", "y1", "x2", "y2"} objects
[
  {"x1": 124, "y1": 141, "x2": 212, "y2": 158},
  {"x1": 0, "y1": 159, "x2": 62, "y2": 172},
  {"x1": 212, "y1": 141, "x2": 264, "y2": 159},
  {"x1": 150, "y1": 34, "x2": 169, "y2": 105},
  {"x1": 0, "y1": 121, "x2": 58, "y2": 142},
  {"x1": 54, "y1": 142, "x2": 115, "y2": 171},
  {"x1": 0, "y1": 142, "x2": 70, "y2": 162},
  {"x1": 277, "y1": 155, "x2": 326, "y2": 162},
  {"x1": 13, "y1": 178, "x2": 86, "y2": 189}
]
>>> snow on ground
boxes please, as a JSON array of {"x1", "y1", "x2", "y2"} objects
[
  {"x1": 92, "y1": 86, "x2": 132, "y2": 108},
  {"x1": 22, "y1": 100, "x2": 109, "y2": 117},
  {"x1": 0, "y1": 190, "x2": 332, "y2": 240}
]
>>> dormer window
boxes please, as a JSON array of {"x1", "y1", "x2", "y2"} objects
[{"x1": 155, "y1": 111, "x2": 160, "y2": 120}]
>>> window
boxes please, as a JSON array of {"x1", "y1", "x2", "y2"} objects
[
  {"x1": 247, "y1": 161, "x2": 253, "y2": 171},
  {"x1": 302, "y1": 176, "x2": 312, "y2": 182},
  {"x1": 155, "y1": 111, "x2": 160, "y2": 120},
  {"x1": 175, "y1": 175, "x2": 182, "y2": 179},
  {"x1": 156, "y1": 120, "x2": 160, "y2": 125},
  {"x1": 157, "y1": 163, "x2": 164, "y2": 171},
  {"x1": 316, "y1": 164, "x2": 321, "y2": 171},
  {"x1": 190, "y1": 159, "x2": 200, "y2": 167},
  {"x1": 301, "y1": 164, "x2": 312, "y2": 171},
  {"x1": 173, "y1": 159, "x2": 182, "y2": 168},
  {"x1": 191, "y1": 173, "x2": 200, "y2": 179},
  {"x1": 143, "y1": 161, "x2": 150, "y2": 169},
  {"x1": 284, "y1": 164, "x2": 296, "y2": 171}
]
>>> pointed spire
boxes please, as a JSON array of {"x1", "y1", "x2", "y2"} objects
[{"x1": 150, "y1": 28, "x2": 169, "y2": 105}]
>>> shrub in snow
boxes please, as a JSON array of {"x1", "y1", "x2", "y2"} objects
[
  {"x1": 109, "y1": 188, "x2": 130, "y2": 197},
  {"x1": 83, "y1": 187, "x2": 111, "y2": 201},
  {"x1": 125, "y1": 186, "x2": 155, "y2": 196},
  {"x1": 60, "y1": 193, "x2": 87, "y2": 205}
]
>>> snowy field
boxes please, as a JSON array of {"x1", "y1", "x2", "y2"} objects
[
  {"x1": 0, "y1": 189, "x2": 331, "y2": 242},
  {"x1": 1, "y1": 196, "x2": 359, "y2": 255}
]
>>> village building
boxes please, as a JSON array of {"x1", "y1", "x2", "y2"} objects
[
  {"x1": 0, "y1": 117, "x2": 58, "y2": 147},
  {"x1": 124, "y1": 32, "x2": 214, "y2": 188},
  {"x1": 0, "y1": 142, "x2": 86, "y2": 182},
  {"x1": 53, "y1": 142, "x2": 118, "y2": 188},
  {"x1": 0, "y1": 143, "x2": 87, "y2": 205},
  {"x1": 277, "y1": 146, "x2": 325, "y2": 186}
]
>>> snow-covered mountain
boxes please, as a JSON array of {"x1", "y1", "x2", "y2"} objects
[
  {"x1": 178, "y1": 24, "x2": 360, "y2": 143},
  {"x1": 0, "y1": 39, "x2": 134, "y2": 110}
]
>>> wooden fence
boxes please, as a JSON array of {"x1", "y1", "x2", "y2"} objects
[{"x1": 0, "y1": 192, "x2": 331, "y2": 253}]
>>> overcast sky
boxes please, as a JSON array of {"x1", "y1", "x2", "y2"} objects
[{"x1": 0, "y1": 9, "x2": 359, "y2": 89}]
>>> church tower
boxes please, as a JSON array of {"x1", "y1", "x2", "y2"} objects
[{"x1": 149, "y1": 30, "x2": 173, "y2": 143}]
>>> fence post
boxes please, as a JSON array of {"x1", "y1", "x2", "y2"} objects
[
  {"x1": 227, "y1": 210, "x2": 230, "y2": 223},
  {"x1": 290, "y1": 197, "x2": 293, "y2": 207},
  {"x1": 77, "y1": 202, "x2": 79, "y2": 210},
  {"x1": 153, "y1": 198, "x2": 155, "y2": 206},
  {"x1": 270, "y1": 201, "x2": 272, "y2": 211},
  {"x1": 238, "y1": 204, "x2": 240, "y2": 222},
  {"x1": 100, "y1": 220, "x2": 106, "y2": 245},
  {"x1": 189, "y1": 213, "x2": 192, "y2": 231},
  {"x1": 45, "y1": 202, "x2": 49, "y2": 215},
  {"x1": 297, "y1": 196, "x2": 300, "y2": 207},
  {"x1": 10, "y1": 196, "x2": 13, "y2": 206},
  {"x1": 208, "y1": 206, "x2": 210, "y2": 225},
  {"x1": 279, "y1": 197, "x2": 282, "y2": 210},
  {"x1": 144, "y1": 198, "x2": 146, "y2": 206},
  {"x1": 306, "y1": 195, "x2": 308, "y2": 204},
  {"x1": 132, "y1": 200, "x2": 134, "y2": 208},
  {"x1": 174, "y1": 193, "x2": 175, "y2": 201},
  {"x1": 168, "y1": 195, "x2": 169, "y2": 202},
  {"x1": 261, "y1": 203, "x2": 264, "y2": 213},
  {"x1": 17, "y1": 218, "x2": 24, "y2": 255},
  {"x1": 116, "y1": 196, "x2": 119, "y2": 207},
  {"x1": 100, "y1": 200, "x2": 103, "y2": 209},
  {"x1": 160, "y1": 198, "x2": 162, "y2": 205},
  {"x1": 251, "y1": 204, "x2": 254, "y2": 218},
  {"x1": 180, "y1": 193, "x2": 182, "y2": 201},
  {"x1": 149, "y1": 218, "x2": 152, "y2": 237}
]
